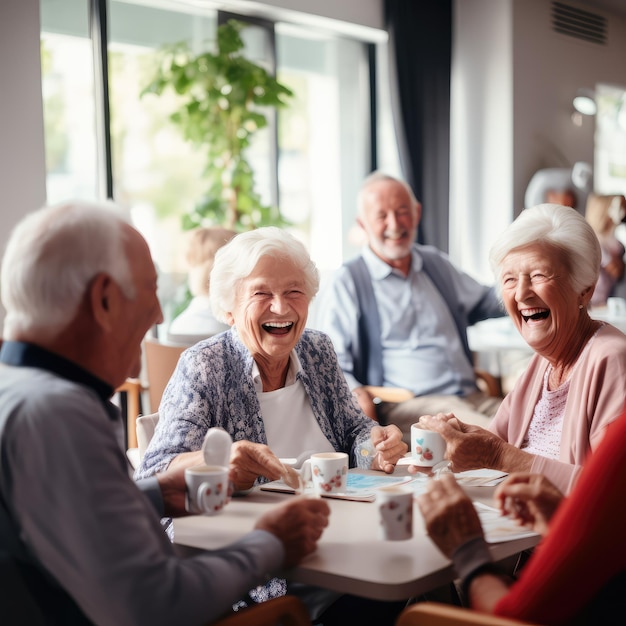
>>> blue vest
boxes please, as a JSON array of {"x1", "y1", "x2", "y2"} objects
[{"x1": 345, "y1": 248, "x2": 484, "y2": 386}]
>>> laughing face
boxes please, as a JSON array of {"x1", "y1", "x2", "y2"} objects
[
  {"x1": 499, "y1": 242, "x2": 586, "y2": 360},
  {"x1": 358, "y1": 179, "x2": 421, "y2": 270},
  {"x1": 226, "y1": 255, "x2": 310, "y2": 371}
]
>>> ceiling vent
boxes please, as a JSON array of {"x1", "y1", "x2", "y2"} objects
[{"x1": 551, "y1": 1, "x2": 607, "y2": 45}]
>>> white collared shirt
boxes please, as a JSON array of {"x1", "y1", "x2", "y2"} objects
[{"x1": 358, "y1": 246, "x2": 475, "y2": 395}]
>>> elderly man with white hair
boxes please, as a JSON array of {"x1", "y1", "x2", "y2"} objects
[{"x1": 0, "y1": 201, "x2": 330, "y2": 625}]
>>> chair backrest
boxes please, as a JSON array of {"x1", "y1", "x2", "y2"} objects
[
  {"x1": 396, "y1": 602, "x2": 538, "y2": 626},
  {"x1": 136, "y1": 412, "x2": 159, "y2": 461},
  {"x1": 143, "y1": 338, "x2": 187, "y2": 412}
]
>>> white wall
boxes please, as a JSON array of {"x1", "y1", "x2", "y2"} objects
[
  {"x1": 450, "y1": 0, "x2": 514, "y2": 283},
  {"x1": 451, "y1": 0, "x2": 626, "y2": 282},
  {"x1": 0, "y1": 0, "x2": 47, "y2": 330},
  {"x1": 513, "y1": 0, "x2": 626, "y2": 211}
]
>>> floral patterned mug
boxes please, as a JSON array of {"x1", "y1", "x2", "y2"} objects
[
  {"x1": 302, "y1": 452, "x2": 348, "y2": 495},
  {"x1": 377, "y1": 485, "x2": 414, "y2": 541}
]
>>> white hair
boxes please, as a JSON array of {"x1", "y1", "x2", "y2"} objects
[
  {"x1": 489, "y1": 204, "x2": 601, "y2": 298},
  {"x1": 210, "y1": 227, "x2": 319, "y2": 323},
  {"x1": 1, "y1": 200, "x2": 134, "y2": 339},
  {"x1": 357, "y1": 171, "x2": 420, "y2": 217}
]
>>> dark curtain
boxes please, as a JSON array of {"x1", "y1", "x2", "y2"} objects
[{"x1": 384, "y1": 0, "x2": 452, "y2": 251}]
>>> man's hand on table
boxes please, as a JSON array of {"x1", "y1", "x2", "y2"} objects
[
  {"x1": 255, "y1": 497, "x2": 331, "y2": 568},
  {"x1": 370, "y1": 425, "x2": 408, "y2": 473},
  {"x1": 156, "y1": 466, "x2": 189, "y2": 518}
]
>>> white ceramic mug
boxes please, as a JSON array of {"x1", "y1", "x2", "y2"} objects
[
  {"x1": 377, "y1": 485, "x2": 414, "y2": 541},
  {"x1": 410, "y1": 425, "x2": 446, "y2": 467},
  {"x1": 185, "y1": 464, "x2": 229, "y2": 515},
  {"x1": 302, "y1": 452, "x2": 348, "y2": 495}
]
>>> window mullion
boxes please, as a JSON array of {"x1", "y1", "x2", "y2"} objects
[{"x1": 89, "y1": 0, "x2": 113, "y2": 199}]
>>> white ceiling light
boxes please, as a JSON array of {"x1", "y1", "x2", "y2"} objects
[{"x1": 573, "y1": 88, "x2": 597, "y2": 116}]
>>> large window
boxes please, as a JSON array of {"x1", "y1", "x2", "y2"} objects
[
  {"x1": 595, "y1": 83, "x2": 626, "y2": 196},
  {"x1": 40, "y1": 0, "x2": 395, "y2": 328},
  {"x1": 40, "y1": 0, "x2": 98, "y2": 202}
]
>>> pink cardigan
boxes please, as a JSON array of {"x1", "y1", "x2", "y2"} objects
[{"x1": 488, "y1": 324, "x2": 626, "y2": 493}]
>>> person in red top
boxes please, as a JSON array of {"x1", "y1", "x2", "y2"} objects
[{"x1": 417, "y1": 403, "x2": 626, "y2": 625}]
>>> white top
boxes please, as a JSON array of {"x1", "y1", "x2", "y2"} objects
[
  {"x1": 252, "y1": 352, "x2": 334, "y2": 458},
  {"x1": 521, "y1": 370, "x2": 568, "y2": 458}
]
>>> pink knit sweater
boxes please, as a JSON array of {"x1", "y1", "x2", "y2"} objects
[{"x1": 488, "y1": 323, "x2": 626, "y2": 493}]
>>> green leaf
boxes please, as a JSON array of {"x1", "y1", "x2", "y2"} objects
[{"x1": 142, "y1": 19, "x2": 294, "y2": 231}]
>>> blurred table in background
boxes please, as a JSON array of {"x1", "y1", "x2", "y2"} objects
[
  {"x1": 469, "y1": 306, "x2": 626, "y2": 395},
  {"x1": 590, "y1": 301, "x2": 626, "y2": 334},
  {"x1": 468, "y1": 317, "x2": 532, "y2": 395}
]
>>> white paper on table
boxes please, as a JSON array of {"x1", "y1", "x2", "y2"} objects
[
  {"x1": 397, "y1": 457, "x2": 508, "y2": 486},
  {"x1": 400, "y1": 469, "x2": 508, "y2": 498},
  {"x1": 454, "y1": 469, "x2": 509, "y2": 487},
  {"x1": 474, "y1": 502, "x2": 539, "y2": 543},
  {"x1": 260, "y1": 473, "x2": 414, "y2": 501}
]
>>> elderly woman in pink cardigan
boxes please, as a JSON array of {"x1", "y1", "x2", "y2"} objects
[{"x1": 412, "y1": 204, "x2": 626, "y2": 494}]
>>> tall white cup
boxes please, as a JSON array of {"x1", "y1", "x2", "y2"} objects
[{"x1": 377, "y1": 485, "x2": 414, "y2": 541}]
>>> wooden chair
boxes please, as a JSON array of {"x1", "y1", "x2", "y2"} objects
[
  {"x1": 116, "y1": 377, "x2": 146, "y2": 450},
  {"x1": 396, "y1": 602, "x2": 537, "y2": 626},
  {"x1": 118, "y1": 338, "x2": 185, "y2": 465},
  {"x1": 364, "y1": 370, "x2": 503, "y2": 406},
  {"x1": 473, "y1": 369, "x2": 503, "y2": 398},
  {"x1": 143, "y1": 337, "x2": 187, "y2": 413},
  {"x1": 212, "y1": 595, "x2": 311, "y2": 626}
]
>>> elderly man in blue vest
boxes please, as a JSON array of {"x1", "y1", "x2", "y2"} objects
[{"x1": 316, "y1": 172, "x2": 504, "y2": 444}]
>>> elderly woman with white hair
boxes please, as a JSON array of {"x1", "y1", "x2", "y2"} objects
[
  {"x1": 413, "y1": 204, "x2": 626, "y2": 494},
  {"x1": 137, "y1": 226, "x2": 406, "y2": 486},
  {"x1": 136, "y1": 226, "x2": 407, "y2": 624}
]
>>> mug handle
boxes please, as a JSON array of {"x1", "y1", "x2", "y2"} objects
[
  {"x1": 299, "y1": 459, "x2": 312, "y2": 483},
  {"x1": 197, "y1": 481, "x2": 214, "y2": 513}
]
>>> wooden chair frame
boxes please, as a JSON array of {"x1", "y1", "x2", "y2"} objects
[{"x1": 396, "y1": 602, "x2": 538, "y2": 626}]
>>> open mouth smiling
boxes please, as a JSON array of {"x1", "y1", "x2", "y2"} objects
[
  {"x1": 262, "y1": 321, "x2": 294, "y2": 335},
  {"x1": 520, "y1": 308, "x2": 550, "y2": 322}
]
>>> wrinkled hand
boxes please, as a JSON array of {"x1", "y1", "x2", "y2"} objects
[
  {"x1": 408, "y1": 413, "x2": 505, "y2": 474},
  {"x1": 417, "y1": 473, "x2": 484, "y2": 558},
  {"x1": 495, "y1": 473, "x2": 563, "y2": 537},
  {"x1": 255, "y1": 497, "x2": 331, "y2": 568},
  {"x1": 156, "y1": 466, "x2": 189, "y2": 518},
  {"x1": 229, "y1": 440, "x2": 284, "y2": 492},
  {"x1": 370, "y1": 425, "x2": 408, "y2": 473}
]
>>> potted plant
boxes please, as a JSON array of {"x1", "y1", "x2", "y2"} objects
[{"x1": 141, "y1": 18, "x2": 293, "y2": 231}]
